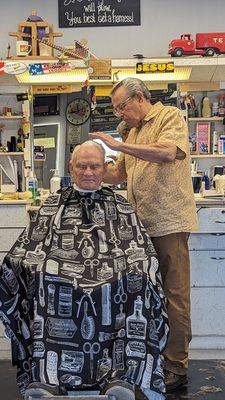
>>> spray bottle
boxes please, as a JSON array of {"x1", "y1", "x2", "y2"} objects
[
  {"x1": 50, "y1": 169, "x2": 61, "y2": 194},
  {"x1": 27, "y1": 171, "x2": 38, "y2": 199}
]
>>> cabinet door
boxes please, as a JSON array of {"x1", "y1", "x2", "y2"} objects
[
  {"x1": 0, "y1": 252, "x2": 7, "y2": 265},
  {"x1": 0, "y1": 205, "x2": 27, "y2": 228},
  {"x1": 0, "y1": 228, "x2": 24, "y2": 252},
  {"x1": 191, "y1": 287, "x2": 225, "y2": 335},
  {"x1": 189, "y1": 233, "x2": 225, "y2": 250},
  {"x1": 197, "y1": 208, "x2": 225, "y2": 232},
  {"x1": 190, "y1": 250, "x2": 225, "y2": 286}
]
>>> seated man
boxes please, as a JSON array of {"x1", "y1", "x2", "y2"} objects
[{"x1": 0, "y1": 141, "x2": 168, "y2": 400}]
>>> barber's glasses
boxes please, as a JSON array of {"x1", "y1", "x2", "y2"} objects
[{"x1": 113, "y1": 96, "x2": 134, "y2": 116}]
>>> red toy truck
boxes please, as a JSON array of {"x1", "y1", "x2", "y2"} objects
[{"x1": 168, "y1": 33, "x2": 225, "y2": 56}]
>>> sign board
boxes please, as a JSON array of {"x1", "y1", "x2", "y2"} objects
[
  {"x1": 67, "y1": 125, "x2": 82, "y2": 145},
  {"x1": 34, "y1": 138, "x2": 56, "y2": 149},
  {"x1": 33, "y1": 85, "x2": 73, "y2": 94},
  {"x1": 0, "y1": 61, "x2": 27, "y2": 75},
  {"x1": 58, "y1": 0, "x2": 140, "y2": 28},
  {"x1": 29, "y1": 63, "x2": 73, "y2": 75},
  {"x1": 89, "y1": 59, "x2": 111, "y2": 80},
  {"x1": 136, "y1": 62, "x2": 175, "y2": 74}
]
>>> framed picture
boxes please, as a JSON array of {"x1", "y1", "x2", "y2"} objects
[{"x1": 67, "y1": 125, "x2": 81, "y2": 145}]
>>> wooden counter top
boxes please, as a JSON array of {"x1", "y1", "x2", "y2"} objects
[
  {"x1": 194, "y1": 193, "x2": 225, "y2": 206},
  {"x1": 0, "y1": 200, "x2": 32, "y2": 205}
]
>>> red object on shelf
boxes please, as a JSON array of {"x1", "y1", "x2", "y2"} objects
[
  {"x1": 196, "y1": 122, "x2": 211, "y2": 154},
  {"x1": 168, "y1": 33, "x2": 225, "y2": 57},
  {"x1": 0, "y1": 62, "x2": 5, "y2": 75}
]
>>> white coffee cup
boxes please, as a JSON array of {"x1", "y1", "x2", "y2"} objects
[{"x1": 16, "y1": 41, "x2": 32, "y2": 56}]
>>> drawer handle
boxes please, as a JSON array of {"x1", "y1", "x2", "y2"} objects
[
  {"x1": 211, "y1": 233, "x2": 225, "y2": 236},
  {"x1": 210, "y1": 257, "x2": 225, "y2": 260},
  {"x1": 215, "y1": 221, "x2": 225, "y2": 224}
]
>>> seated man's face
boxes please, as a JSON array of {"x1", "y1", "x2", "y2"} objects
[{"x1": 71, "y1": 148, "x2": 106, "y2": 190}]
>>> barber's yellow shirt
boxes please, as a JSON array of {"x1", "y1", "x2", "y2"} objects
[{"x1": 117, "y1": 102, "x2": 198, "y2": 237}]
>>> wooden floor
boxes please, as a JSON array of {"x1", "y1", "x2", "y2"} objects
[{"x1": 0, "y1": 360, "x2": 225, "y2": 399}]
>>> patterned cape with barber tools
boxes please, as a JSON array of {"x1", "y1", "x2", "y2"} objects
[{"x1": 0, "y1": 186, "x2": 169, "y2": 399}]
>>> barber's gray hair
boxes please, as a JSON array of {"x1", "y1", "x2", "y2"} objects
[
  {"x1": 71, "y1": 140, "x2": 105, "y2": 162},
  {"x1": 110, "y1": 78, "x2": 151, "y2": 101}
]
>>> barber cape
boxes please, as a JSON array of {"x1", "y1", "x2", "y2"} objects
[{"x1": 0, "y1": 186, "x2": 168, "y2": 399}]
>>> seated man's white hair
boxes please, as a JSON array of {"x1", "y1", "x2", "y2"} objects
[{"x1": 71, "y1": 140, "x2": 106, "y2": 162}]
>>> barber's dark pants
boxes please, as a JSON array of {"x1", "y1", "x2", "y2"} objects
[{"x1": 151, "y1": 232, "x2": 191, "y2": 375}]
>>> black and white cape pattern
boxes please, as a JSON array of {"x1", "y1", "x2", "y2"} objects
[{"x1": 0, "y1": 187, "x2": 169, "y2": 399}]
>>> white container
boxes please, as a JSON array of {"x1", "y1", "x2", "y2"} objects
[
  {"x1": 212, "y1": 131, "x2": 218, "y2": 154},
  {"x1": 27, "y1": 171, "x2": 38, "y2": 199},
  {"x1": 50, "y1": 170, "x2": 61, "y2": 194}
]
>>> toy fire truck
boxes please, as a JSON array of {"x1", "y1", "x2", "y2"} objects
[{"x1": 168, "y1": 33, "x2": 225, "y2": 57}]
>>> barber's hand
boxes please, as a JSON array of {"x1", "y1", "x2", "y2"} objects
[{"x1": 89, "y1": 132, "x2": 122, "y2": 151}]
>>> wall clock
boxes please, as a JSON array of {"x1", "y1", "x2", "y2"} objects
[{"x1": 66, "y1": 98, "x2": 91, "y2": 125}]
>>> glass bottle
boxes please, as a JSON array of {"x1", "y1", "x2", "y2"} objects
[
  {"x1": 118, "y1": 215, "x2": 133, "y2": 240},
  {"x1": 28, "y1": 171, "x2": 38, "y2": 200},
  {"x1": 96, "y1": 348, "x2": 112, "y2": 381},
  {"x1": 91, "y1": 203, "x2": 105, "y2": 226},
  {"x1": 126, "y1": 296, "x2": 147, "y2": 340},
  {"x1": 126, "y1": 262, "x2": 143, "y2": 293},
  {"x1": 1, "y1": 264, "x2": 19, "y2": 295}
]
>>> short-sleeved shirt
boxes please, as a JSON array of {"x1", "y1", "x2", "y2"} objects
[{"x1": 116, "y1": 101, "x2": 198, "y2": 237}]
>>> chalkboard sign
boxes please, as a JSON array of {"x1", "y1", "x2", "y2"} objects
[{"x1": 58, "y1": 0, "x2": 140, "y2": 28}]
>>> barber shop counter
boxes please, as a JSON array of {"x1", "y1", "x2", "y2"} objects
[
  {"x1": 0, "y1": 195, "x2": 225, "y2": 358},
  {"x1": 189, "y1": 201, "x2": 225, "y2": 351}
]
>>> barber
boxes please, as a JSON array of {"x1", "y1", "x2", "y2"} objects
[{"x1": 90, "y1": 77, "x2": 198, "y2": 391}]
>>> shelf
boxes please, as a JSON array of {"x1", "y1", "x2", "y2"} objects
[
  {"x1": 191, "y1": 154, "x2": 225, "y2": 158},
  {"x1": 0, "y1": 115, "x2": 23, "y2": 120},
  {"x1": 0, "y1": 152, "x2": 24, "y2": 156},
  {"x1": 188, "y1": 117, "x2": 224, "y2": 122}
]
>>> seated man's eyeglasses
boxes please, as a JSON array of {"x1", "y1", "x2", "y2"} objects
[{"x1": 113, "y1": 96, "x2": 134, "y2": 116}]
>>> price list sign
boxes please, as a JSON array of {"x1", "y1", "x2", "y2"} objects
[{"x1": 58, "y1": 0, "x2": 140, "y2": 28}]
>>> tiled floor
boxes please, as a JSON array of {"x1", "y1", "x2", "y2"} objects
[
  {"x1": 0, "y1": 359, "x2": 225, "y2": 399},
  {"x1": 167, "y1": 359, "x2": 225, "y2": 400}
]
